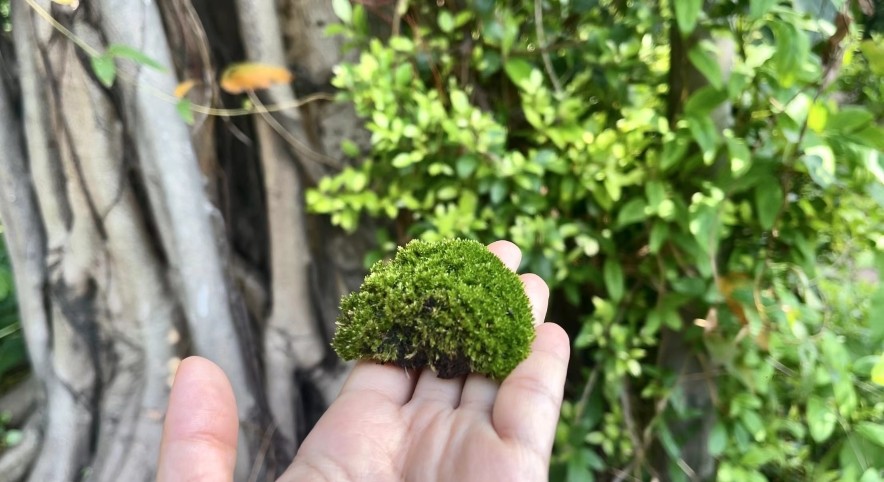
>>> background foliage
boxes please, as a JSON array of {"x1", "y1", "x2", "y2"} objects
[
  {"x1": 309, "y1": 0, "x2": 884, "y2": 480},
  {"x1": 0, "y1": 229, "x2": 26, "y2": 449},
  {"x1": 0, "y1": 231, "x2": 24, "y2": 390}
]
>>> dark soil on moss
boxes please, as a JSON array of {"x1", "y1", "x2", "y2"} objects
[{"x1": 379, "y1": 325, "x2": 470, "y2": 378}]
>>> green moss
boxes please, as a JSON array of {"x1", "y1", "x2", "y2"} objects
[{"x1": 332, "y1": 239, "x2": 535, "y2": 380}]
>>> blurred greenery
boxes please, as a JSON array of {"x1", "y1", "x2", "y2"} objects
[
  {"x1": 0, "y1": 226, "x2": 26, "y2": 393},
  {"x1": 0, "y1": 0, "x2": 9, "y2": 33},
  {"x1": 311, "y1": 0, "x2": 884, "y2": 480}
]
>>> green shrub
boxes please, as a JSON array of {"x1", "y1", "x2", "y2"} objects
[{"x1": 312, "y1": 1, "x2": 884, "y2": 480}]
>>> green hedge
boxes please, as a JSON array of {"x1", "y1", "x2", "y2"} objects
[{"x1": 311, "y1": 1, "x2": 884, "y2": 480}]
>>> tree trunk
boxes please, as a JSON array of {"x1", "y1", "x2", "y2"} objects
[{"x1": 0, "y1": 0, "x2": 367, "y2": 479}]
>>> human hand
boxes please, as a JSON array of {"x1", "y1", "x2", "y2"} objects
[{"x1": 156, "y1": 240, "x2": 570, "y2": 481}]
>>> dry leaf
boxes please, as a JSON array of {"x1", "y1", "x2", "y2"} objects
[
  {"x1": 220, "y1": 62, "x2": 294, "y2": 94},
  {"x1": 717, "y1": 273, "x2": 749, "y2": 326},
  {"x1": 174, "y1": 80, "x2": 197, "y2": 98}
]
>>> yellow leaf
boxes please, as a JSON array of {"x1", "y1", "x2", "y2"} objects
[
  {"x1": 174, "y1": 80, "x2": 197, "y2": 98},
  {"x1": 872, "y1": 355, "x2": 884, "y2": 386},
  {"x1": 220, "y1": 62, "x2": 293, "y2": 94},
  {"x1": 51, "y1": 0, "x2": 79, "y2": 5}
]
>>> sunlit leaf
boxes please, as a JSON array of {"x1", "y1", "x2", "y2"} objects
[
  {"x1": 332, "y1": 0, "x2": 352, "y2": 24},
  {"x1": 856, "y1": 422, "x2": 884, "y2": 448},
  {"x1": 438, "y1": 10, "x2": 454, "y2": 33},
  {"x1": 673, "y1": 0, "x2": 701, "y2": 34},
  {"x1": 860, "y1": 39, "x2": 884, "y2": 76},
  {"x1": 220, "y1": 62, "x2": 294, "y2": 94},
  {"x1": 872, "y1": 355, "x2": 884, "y2": 386},
  {"x1": 807, "y1": 396, "x2": 836, "y2": 442}
]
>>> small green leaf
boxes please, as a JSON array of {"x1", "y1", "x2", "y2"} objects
[
  {"x1": 490, "y1": 179, "x2": 507, "y2": 204},
  {"x1": 855, "y1": 422, "x2": 884, "y2": 448},
  {"x1": 456, "y1": 155, "x2": 478, "y2": 179},
  {"x1": 341, "y1": 139, "x2": 360, "y2": 157},
  {"x1": 709, "y1": 422, "x2": 728, "y2": 456},
  {"x1": 749, "y1": 0, "x2": 775, "y2": 20},
  {"x1": 726, "y1": 137, "x2": 751, "y2": 177},
  {"x1": 689, "y1": 204, "x2": 719, "y2": 254},
  {"x1": 176, "y1": 98, "x2": 194, "y2": 125},
  {"x1": 860, "y1": 468, "x2": 883, "y2": 482},
  {"x1": 450, "y1": 90, "x2": 470, "y2": 112},
  {"x1": 504, "y1": 58, "x2": 534, "y2": 89},
  {"x1": 106, "y1": 44, "x2": 165, "y2": 71},
  {"x1": 91, "y1": 54, "x2": 116, "y2": 87},
  {"x1": 332, "y1": 0, "x2": 352, "y2": 24},
  {"x1": 389, "y1": 36, "x2": 414, "y2": 52},
  {"x1": 649, "y1": 223, "x2": 669, "y2": 254},
  {"x1": 688, "y1": 43, "x2": 723, "y2": 89},
  {"x1": 3, "y1": 430, "x2": 22, "y2": 447},
  {"x1": 645, "y1": 181, "x2": 666, "y2": 212},
  {"x1": 673, "y1": 0, "x2": 702, "y2": 34},
  {"x1": 807, "y1": 395, "x2": 837, "y2": 442},
  {"x1": 661, "y1": 137, "x2": 688, "y2": 171},
  {"x1": 827, "y1": 107, "x2": 874, "y2": 133},
  {"x1": 394, "y1": 63, "x2": 413, "y2": 86},
  {"x1": 687, "y1": 116, "x2": 720, "y2": 164},
  {"x1": 860, "y1": 39, "x2": 884, "y2": 76},
  {"x1": 438, "y1": 10, "x2": 455, "y2": 33},
  {"x1": 684, "y1": 86, "x2": 727, "y2": 116},
  {"x1": 603, "y1": 258, "x2": 624, "y2": 302},
  {"x1": 755, "y1": 177, "x2": 783, "y2": 230},
  {"x1": 391, "y1": 152, "x2": 414, "y2": 168},
  {"x1": 741, "y1": 410, "x2": 766, "y2": 442},
  {"x1": 616, "y1": 198, "x2": 647, "y2": 228},
  {"x1": 807, "y1": 102, "x2": 828, "y2": 133},
  {"x1": 802, "y1": 144, "x2": 836, "y2": 188},
  {"x1": 770, "y1": 21, "x2": 808, "y2": 87}
]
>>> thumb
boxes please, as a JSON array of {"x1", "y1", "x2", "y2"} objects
[{"x1": 157, "y1": 356, "x2": 239, "y2": 482}]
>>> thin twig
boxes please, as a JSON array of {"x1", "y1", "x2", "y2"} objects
[
  {"x1": 246, "y1": 90, "x2": 341, "y2": 171},
  {"x1": 533, "y1": 0, "x2": 562, "y2": 95},
  {"x1": 573, "y1": 365, "x2": 600, "y2": 422},
  {"x1": 247, "y1": 422, "x2": 278, "y2": 482},
  {"x1": 24, "y1": 0, "x2": 100, "y2": 56},
  {"x1": 619, "y1": 379, "x2": 644, "y2": 480}
]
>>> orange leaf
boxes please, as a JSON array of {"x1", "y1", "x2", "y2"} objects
[
  {"x1": 717, "y1": 273, "x2": 750, "y2": 326},
  {"x1": 174, "y1": 80, "x2": 197, "y2": 98},
  {"x1": 220, "y1": 62, "x2": 294, "y2": 94}
]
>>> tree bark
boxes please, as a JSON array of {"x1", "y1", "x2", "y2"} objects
[{"x1": 0, "y1": 0, "x2": 367, "y2": 479}]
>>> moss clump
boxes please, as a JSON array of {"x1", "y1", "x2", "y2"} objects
[{"x1": 332, "y1": 239, "x2": 535, "y2": 380}]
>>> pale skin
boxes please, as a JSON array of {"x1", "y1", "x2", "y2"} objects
[{"x1": 156, "y1": 241, "x2": 570, "y2": 481}]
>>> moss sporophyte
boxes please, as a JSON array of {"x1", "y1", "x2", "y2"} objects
[{"x1": 331, "y1": 239, "x2": 535, "y2": 380}]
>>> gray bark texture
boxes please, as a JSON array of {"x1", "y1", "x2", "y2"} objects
[{"x1": 0, "y1": 0, "x2": 368, "y2": 479}]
